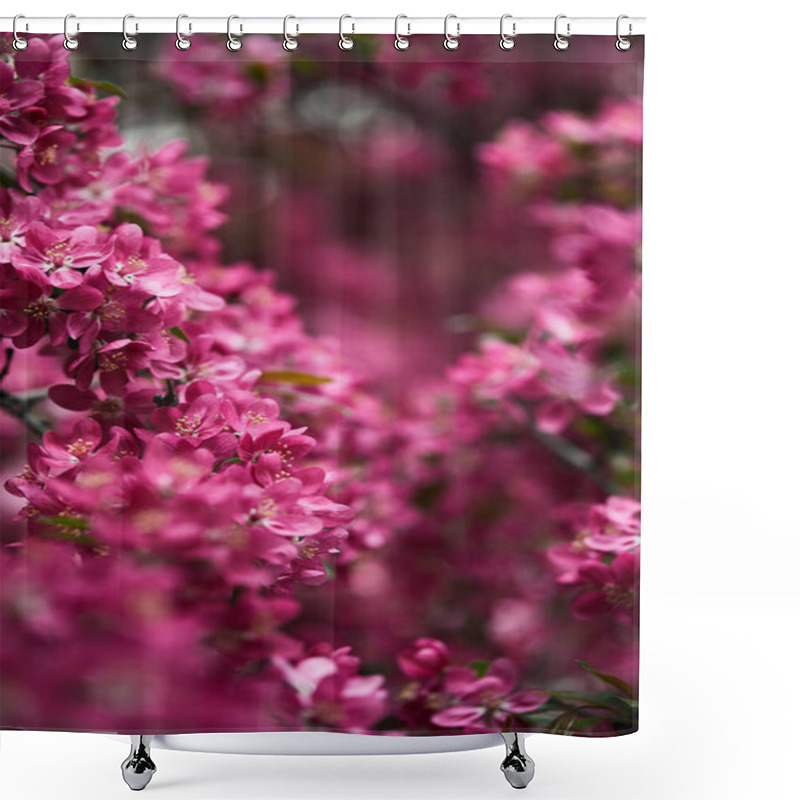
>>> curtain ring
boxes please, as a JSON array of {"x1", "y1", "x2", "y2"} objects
[
  {"x1": 283, "y1": 15, "x2": 299, "y2": 51},
  {"x1": 176, "y1": 14, "x2": 192, "y2": 50},
  {"x1": 121, "y1": 14, "x2": 138, "y2": 50},
  {"x1": 339, "y1": 14, "x2": 355, "y2": 50},
  {"x1": 443, "y1": 14, "x2": 460, "y2": 51},
  {"x1": 499, "y1": 14, "x2": 515, "y2": 50},
  {"x1": 226, "y1": 15, "x2": 242, "y2": 51},
  {"x1": 63, "y1": 14, "x2": 79, "y2": 50},
  {"x1": 394, "y1": 15, "x2": 410, "y2": 50},
  {"x1": 554, "y1": 14, "x2": 570, "y2": 51},
  {"x1": 12, "y1": 15, "x2": 28, "y2": 51},
  {"x1": 616, "y1": 14, "x2": 632, "y2": 51}
]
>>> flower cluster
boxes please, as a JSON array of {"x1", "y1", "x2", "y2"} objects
[
  {"x1": 153, "y1": 36, "x2": 289, "y2": 117},
  {"x1": 0, "y1": 36, "x2": 372, "y2": 730},
  {"x1": 549, "y1": 497, "x2": 641, "y2": 620},
  {"x1": 477, "y1": 99, "x2": 643, "y2": 203},
  {"x1": 395, "y1": 639, "x2": 546, "y2": 733}
]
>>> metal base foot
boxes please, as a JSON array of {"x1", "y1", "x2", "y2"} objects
[
  {"x1": 121, "y1": 735, "x2": 157, "y2": 791},
  {"x1": 500, "y1": 732, "x2": 535, "y2": 789}
]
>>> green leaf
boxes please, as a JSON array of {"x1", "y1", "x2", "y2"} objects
[
  {"x1": 0, "y1": 169, "x2": 22, "y2": 190},
  {"x1": 412, "y1": 481, "x2": 445, "y2": 510},
  {"x1": 246, "y1": 62, "x2": 271, "y2": 86},
  {"x1": 542, "y1": 690, "x2": 624, "y2": 714},
  {"x1": 67, "y1": 76, "x2": 128, "y2": 99},
  {"x1": 115, "y1": 209, "x2": 151, "y2": 232},
  {"x1": 576, "y1": 661, "x2": 636, "y2": 698},
  {"x1": 470, "y1": 660, "x2": 490, "y2": 678},
  {"x1": 215, "y1": 457, "x2": 243, "y2": 470},
  {"x1": 289, "y1": 58, "x2": 324, "y2": 77},
  {"x1": 260, "y1": 370, "x2": 332, "y2": 386},
  {"x1": 548, "y1": 709, "x2": 582, "y2": 734},
  {"x1": 168, "y1": 326, "x2": 190, "y2": 344},
  {"x1": 38, "y1": 515, "x2": 90, "y2": 530}
]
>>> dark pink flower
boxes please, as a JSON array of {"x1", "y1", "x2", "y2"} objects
[
  {"x1": 275, "y1": 645, "x2": 387, "y2": 731},
  {"x1": 583, "y1": 496, "x2": 641, "y2": 553},
  {"x1": 571, "y1": 551, "x2": 639, "y2": 620},
  {"x1": 480, "y1": 268, "x2": 598, "y2": 344},
  {"x1": 15, "y1": 126, "x2": 77, "y2": 191},
  {"x1": 68, "y1": 338, "x2": 153, "y2": 394},
  {"x1": 0, "y1": 191, "x2": 41, "y2": 263},
  {"x1": 101, "y1": 223, "x2": 183, "y2": 296},
  {"x1": 430, "y1": 659, "x2": 546, "y2": 731},
  {"x1": 0, "y1": 60, "x2": 44, "y2": 145},
  {"x1": 284, "y1": 526, "x2": 348, "y2": 586},
  {"x1": 397, "y1": 638, "x2": 450, "y2": 679},
  {"x1": 478, "y1": 119, "x2": 570, "y2": 191},
  {"x1": 12, "y1": 36, "x2": 72, "y2": 89},
  {"x1": 47, "y1": 383, "x2": 146, "y2": 424},
  {"x1": 0, "y1": 273, "x2": 103, "y2": 348},
  {"x1": 238, "y1": 422, "x2": 316, "y2": 473},
  {"x1": 532, "y1": 339, "x2": 620, "y2": 434},
  {"x1": 151, "y1": 389, "x2": 224, "y2": 441},
  {"x1": 548, "y1": 496, "x2": 641, "y2": 585},
  {"x1": 247, "y1": 476, "x2": 326, "y2": 538},
  {"x1": 12, "y1": 221, "x2": 113, "y2": 288},
  {"x1": 37, "y1": 419, "x2": 104, "y2": 475},
  {"x1": 219, "y1": 394, "x2": 281, "y2": 435},
  {"x1": 154, "y1": 36, "x2": 289, "y2": 117}
]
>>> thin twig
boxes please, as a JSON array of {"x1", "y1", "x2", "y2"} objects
[
  {"x1": 0, "y1": 348, "x2": 13, "y2": 382},
  {"x1": 530, "y1": 426, "x2": 620, "y2": 496},
  {"x1": 0, "y1": 387, "x2": 49, "y2": 437}
]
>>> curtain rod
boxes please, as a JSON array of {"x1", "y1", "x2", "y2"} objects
[{"x1": 0, "y1": 16, "x2": 646, "y2": 37}]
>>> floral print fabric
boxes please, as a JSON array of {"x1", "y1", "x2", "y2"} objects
[{"x1": 0, "y1": 34, "x2": 643, "y2": 736}]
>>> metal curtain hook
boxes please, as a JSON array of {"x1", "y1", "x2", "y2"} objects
[
  {"x1": 444, "y1": 14, "x2": 460, "y2": 51},
  {"x1": 122, "y1": 14, "x2": 138, "y2": 50},
  {"x1": 394, "y1": 14, "x2": 410, "y2": 50},
  {"x1": 283, "y1": 15, "x2": 299, "y2": 51},
  {"x1": 499, "y1": 14, "x2": 516, "y2": 50},
  {"x1": 176, "y1": 14, "x2": 192, "y2": 50},
  {"x1": 339, "y1": 14, "x2": 355, "y2": 50},
  {"x1": 64, "y1": 14, "x2": 79, "y2": 50},
  {"x1": 554, "y1": 14, "x2": 570, "y2": 51},
  {"x1": 616, "y1": 14, "x2": 632, "y2": 51},
  {"x1": 227, "y1": 15, "x2": 242, "y2": 51},
  {"x1": 12, "y1": 14, "x2": 28, "y2": 51}
]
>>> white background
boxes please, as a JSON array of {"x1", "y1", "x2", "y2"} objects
[{"x1": 2, "y1": 1, "x2": 799, "y2": 798}]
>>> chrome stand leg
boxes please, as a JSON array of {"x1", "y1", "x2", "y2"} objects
[
  {"x1": 121, "y1": 735, "x2": 157, "y2": 791},
  {"x1": 499, "y1": 732, "x2": 535, "y2": 789}
]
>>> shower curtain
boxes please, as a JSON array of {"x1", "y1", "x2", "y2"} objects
[{"x1": 0, "y1": 31, "x2": 643, "y2": 738}]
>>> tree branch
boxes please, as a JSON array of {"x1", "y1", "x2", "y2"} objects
[
  {"x1": 0, "y1": 348, "x2": 13, "y2": 382},
  {"x1": 529, "y1": 426, "x2": 620, "y2": 497},
  {"x1": 0, "y1": 387, "x2": 49, "y2": 437}
]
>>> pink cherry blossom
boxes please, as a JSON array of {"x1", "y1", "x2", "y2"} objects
[
  {"x1": 1, "y1": 34, "x2": 641, "y2": 735},
  {"x1": 0, "y1": 272, "x2": 103, "y2": 348},
  {"x1": 12, "y1": 221, "x2": 113, "y2": 288},
  {"x1": 68, "y1": 338, "x2": 154, "y2": 394},
  {"x1": 274, "y1": 645, "x2": 387, "y2": 731},
  {"x1": 0, "y1": 191, "x2": 42, "y2": 263},
  {"x1": 101, "y1": 223, "x2": 183, "y2": 296},
  {"x1": 571, "y1": 551, "x2": 639, "y2": 621},
  {"x1": 430, "y1": 659, "x2": 547, "y2": 732},
  {"x1": 0, "y1": 60, "x2": 44, "y2": 145},
  {"x1": 397, "y1": 638, "x2": 451, "y2": 679},
  {"x1": 15, "y1": 127, "x2": 77, "y2": 191},
  {"x1": 478, "y1": 120, "x2": 570, "y2": 191}
]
